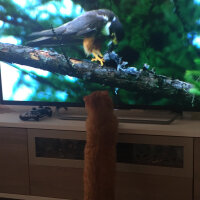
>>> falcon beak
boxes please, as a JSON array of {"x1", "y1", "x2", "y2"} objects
[{"x1": 111, "y1": 33, "x2": 118, "y2": 45}]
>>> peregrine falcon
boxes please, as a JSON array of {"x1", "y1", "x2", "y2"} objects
[{"x1": 27, "y1": 9, "x2": 124, "y2": 66}]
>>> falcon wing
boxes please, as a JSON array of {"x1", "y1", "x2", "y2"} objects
[{"x1": 28, "y1": 10, "x2": 107, "y2": 40}]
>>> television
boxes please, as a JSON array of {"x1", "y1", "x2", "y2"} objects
[{"x1": 0, "y1": 0, "x2": 200, "y2": 112}]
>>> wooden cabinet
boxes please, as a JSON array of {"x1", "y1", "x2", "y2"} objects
[
  {"x1": 0, "y1": 127, "x2": 29, "y2": 195},
  {"x1": 0, "y1": 109, "x2": 199, "y2": 200},
  {"x1": 27, "y1": 129, "x2": 193, "y2": 200}
]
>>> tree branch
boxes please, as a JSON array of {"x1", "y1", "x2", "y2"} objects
[{"x1": 0, "y1": 42, "x2": 199, "y2": 108}]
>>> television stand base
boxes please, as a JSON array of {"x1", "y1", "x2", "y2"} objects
[
  {"x1": 118, "y1": 112, "x2": 180, "y2": 125},
  {"x1": 55, "y1": 106, "x2": 87, "y2": 121},
  {"x1": 55, "y1": 107, "x2": 181, "y2": 125}
]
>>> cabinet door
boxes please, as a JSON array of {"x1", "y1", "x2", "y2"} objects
[
  {"x1": 0, "y1": 127, "x2": 29, "y2": 194},
  {"x1": 115, "y1": 134, "x2": 193, "y2": 200},
  {"x1": 28, "y1": 129, "x2": 85, "y2": 199}
]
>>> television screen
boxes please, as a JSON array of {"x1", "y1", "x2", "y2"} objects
[{"x1": 0, "y1": 0, "x2": 200, "y2": 111}]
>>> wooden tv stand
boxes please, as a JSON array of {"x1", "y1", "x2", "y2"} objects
[{"x1": 0, "y1": 105, "x2": 200, "y2": 200}]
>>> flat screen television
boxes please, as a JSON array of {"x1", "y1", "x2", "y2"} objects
[{"x1": 0, "y1": 0, "x2": 200, "y2": 112}]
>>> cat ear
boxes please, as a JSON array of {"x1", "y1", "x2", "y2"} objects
[{"x1": 83, "y1": 96, "x2": 88, "y2": 103}]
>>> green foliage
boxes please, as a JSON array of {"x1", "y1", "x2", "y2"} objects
[
  {"x1": 111, "y1": 0, "x2": 200, "y2": 79},
  {"x1": 184, "y1": 70, "x2": 200, "y2": 96},
  {"x1": 95, "y1": 0, "x2": 200, "y2": 104}
]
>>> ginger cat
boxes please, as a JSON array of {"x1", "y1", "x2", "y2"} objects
[{"x1": 83, "y1": 91, "x2": 118, "y2": 200}]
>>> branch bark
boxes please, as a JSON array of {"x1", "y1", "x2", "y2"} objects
[{"x1": 0, "y1": 42, "x2": 199, "y2": 108}]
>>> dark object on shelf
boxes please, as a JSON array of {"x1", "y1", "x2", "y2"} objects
[{"x1": 19, "y1": 106, "x2": 52, "y2": 121}]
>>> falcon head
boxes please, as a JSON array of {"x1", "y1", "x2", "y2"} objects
[
  {"x1": 99, "y1": 9, "x2": 124, "y2": 45},
  {"x1": 109, "y1": 17, "x2": 124, "y2": 45}
]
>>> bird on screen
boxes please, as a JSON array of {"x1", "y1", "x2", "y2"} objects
[{"x1": 27, "y1": 9, "x2": 124, "y2": 66}]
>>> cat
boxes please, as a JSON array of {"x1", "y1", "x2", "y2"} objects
[{"x1": 83, "y1": 91, "x2": 118, "y2": 200}]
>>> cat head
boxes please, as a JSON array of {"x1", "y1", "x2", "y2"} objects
[{"x1": 84, "y1": 91, "x2": 114, "y2": 113}]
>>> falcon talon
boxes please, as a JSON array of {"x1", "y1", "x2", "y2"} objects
[
  {"x1": 27, "y1": 9, "x2": 124, "y2": 66},
  {"x1": 91, "y1": 58, "x2": 105, "y2": 66}
]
